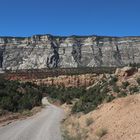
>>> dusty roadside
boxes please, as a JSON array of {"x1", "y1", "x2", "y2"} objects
[
  {"x1": 0, "y1": 106, "x2": 42, "y2": 127},
  {"x1": 0, "y1": 104, "x2": 64, "y2": 140}
]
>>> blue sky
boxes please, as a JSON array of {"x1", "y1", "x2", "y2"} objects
[{"x1": 0, "y1": 0, "x2": 140, "y2": 37}]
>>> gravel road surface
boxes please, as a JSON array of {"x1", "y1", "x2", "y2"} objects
[{"x1": 0, "y1": 105, "x2": 64, "y2": 140}]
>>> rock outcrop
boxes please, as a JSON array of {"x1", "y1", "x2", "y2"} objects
[
  {"x1": 0, "y1": 34, "x2": 140, "y2": 70},
  {"x1": 115, "y1": 66, "x2": 137, "y2": 77},
  {"x1": 7, "y1": 73, "x2": 98, "y2": 87},
  {"x1": 33, "y1": 74, "x2": 98, "y2": 87}
]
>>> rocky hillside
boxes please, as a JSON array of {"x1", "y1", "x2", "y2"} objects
[
  {"x1": 62, "y1": 67, "x2": 140, "y2": 140},
  {"x1": 0, "y1": 35, "x2": 140, "y2": 70}
]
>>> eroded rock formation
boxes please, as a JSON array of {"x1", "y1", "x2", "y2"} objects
[{"x1": 0, "y1": 35, "x2": 140, "y2": 70}]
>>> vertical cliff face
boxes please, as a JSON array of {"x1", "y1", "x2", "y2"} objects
[{"x1": 0, "y1": 34, "x2": 140, "y2": 70}]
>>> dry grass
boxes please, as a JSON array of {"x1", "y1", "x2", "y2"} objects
[{"x1": 86, "y1": 117, "x2": 94, "y2": 126}]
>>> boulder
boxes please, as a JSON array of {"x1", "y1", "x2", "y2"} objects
[
  {"x1": 115, "y1": 67, "x2": 137, "y2": 77},
  {"x1": 41, "y1": 97, "x2": 50, "y2": 106}
]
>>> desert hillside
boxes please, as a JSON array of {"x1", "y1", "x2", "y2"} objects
[
  {"x1": 64, "y1": 94, "x2": 140, "y2": 140},
  {"x1": 62, "y1": 67, "x2": 140, "y2": 140},
  {"x1": 1, "y1": 66, "x2": 140, "y2": 140}
]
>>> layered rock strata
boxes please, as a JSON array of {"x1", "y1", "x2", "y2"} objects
[{"x1": 0, "y1": 35, "x2": 140, "y2": 70}]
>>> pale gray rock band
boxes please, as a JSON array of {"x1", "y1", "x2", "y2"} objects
[{"x1": 0, "y1": 35, "x2": 139, "y2": 70}]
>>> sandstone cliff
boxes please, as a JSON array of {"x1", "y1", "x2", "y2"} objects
[
  {"x1": 6, "y1": 73, "x2": 98, "y2": 87},
  {"x1": 0, "y1": 34, "x2": 140, "y2": 70}
]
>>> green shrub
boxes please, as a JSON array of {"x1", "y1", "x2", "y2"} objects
[
  {"x1": 112, "y1": 85, "x2": 120, "y2": 93},
  {"x1": 129, "y1": 86, "x2": 139, "y2": 94},
  {"x1": 118, "y1": 91, "x2": 127, "y2": 97},
  {"x1": 0, "y1": 97, "x2": 14, "y2": 111},
  {"x1": 72, "y1": 84, "x2": 114, "y2": 114},
  {"x1": 42, "y1": 86, "x2": 86, "y2": 104},
  {"x1": 109, "y1": 76, "x2": 118, "y2": 85},
  {"x1": 105, "y1": 95, "x2": 115, "y2": 102},
  {"x1": 121, "y1": 81, "x2": 130, "y2": 89},
  {"x1": 0, "y1": 76, "x2": 42, "y2": 113},
  {"x1": 101, "y1": 86, "x2": 110, "y2": 93}
]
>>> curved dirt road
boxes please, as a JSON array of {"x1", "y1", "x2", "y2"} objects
[{"x1": 0, "y1": 105, "x2": 64, "y2": 140}]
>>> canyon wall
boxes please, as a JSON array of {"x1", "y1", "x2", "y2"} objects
[{"x1": 0, "y1": 35, "x2": 140, "y2": 70}]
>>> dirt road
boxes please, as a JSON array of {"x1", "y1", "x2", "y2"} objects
[{"x1": 0, "y1": 105, "x2": 64, "y2": 140}]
